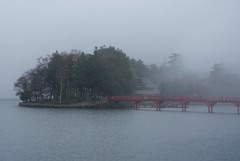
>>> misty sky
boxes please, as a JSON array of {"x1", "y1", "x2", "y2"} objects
[{"x1": 1, "y1": 0, "x2": 240, "y2": 98}]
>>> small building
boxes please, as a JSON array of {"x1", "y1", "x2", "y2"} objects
[{"x1": 133, "y1": 77, "x2": 160, "y2": 95}]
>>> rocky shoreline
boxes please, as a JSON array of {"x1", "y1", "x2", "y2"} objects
[
  {"x1": 18, "y1": 101, "x2": 131, "y2": 109},
  {"x1": 18, "y1": 101, "x2": 109, "y2": 108}
]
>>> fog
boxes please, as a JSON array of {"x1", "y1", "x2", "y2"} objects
[{"x1": 1, "y1": 0, "x2": 240, "y2": 98}]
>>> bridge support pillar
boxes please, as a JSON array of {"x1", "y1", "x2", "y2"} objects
[
  {"x1": 134, "y1": 104, "x2": 138, "y2": 110},
  {"x1": 132, "y1": 101, "x2": 138, "y2": 110},
  {"x1": 234, "y1": 103, "x2": 240, "y2": 114},
  {"x1": 155, "y1": 101, "x2": 163, "y2": 111},
  {"x1": 181, "y1": 105, "x2": 187, "y2": 112},
  {"x1": 208, "y1": 106, "x2": 213, "y2": 113},
  {"x1": 205, "y1": 102, "x2": 215, "y2": 113},
  {"x1": 156, "y1": 103, "x2": 161, "y2": 111}
]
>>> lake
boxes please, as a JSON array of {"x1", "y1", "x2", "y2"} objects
[{"x1": 0, "y1": 99, "x2": 240, "y2": 161}]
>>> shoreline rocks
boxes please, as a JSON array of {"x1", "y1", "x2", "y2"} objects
[{"x1": 18, "y1": 101, "x2": 131, "y2": 109}]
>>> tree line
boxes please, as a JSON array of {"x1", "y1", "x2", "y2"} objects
[
  {"x1": 14, "y1": 46, "x2": 144, "y2": 103},
  {"x1": 146, "y1": 53, "x2": 240, "y2": 97},
  {"x1": 14, "y1": 46, "x2": 240, "y2": 103}
]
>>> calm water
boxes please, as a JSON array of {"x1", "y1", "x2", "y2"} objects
[{"x1": 0, "y1": 99, "x2": 240, "y2": 161}]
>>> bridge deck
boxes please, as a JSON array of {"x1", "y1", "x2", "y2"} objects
[{"x1": 109, "y1": 96, "x2": 240, "y2": 102}]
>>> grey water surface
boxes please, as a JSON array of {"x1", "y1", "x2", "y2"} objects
[{"x1": 0, "y1": 99, "x2": 240, "y2": 161}]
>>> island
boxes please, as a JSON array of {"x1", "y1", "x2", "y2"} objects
[{"x1": 14, "y1": 46, "x2": 240, "y2": 108}]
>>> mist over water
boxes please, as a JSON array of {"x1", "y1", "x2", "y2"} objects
[
  {"x1": 1, "y1": 99, "x2": 240, "y2": 161},
  {"x1": 1, "y1": 0, "x2": 240, "y2": 98}
]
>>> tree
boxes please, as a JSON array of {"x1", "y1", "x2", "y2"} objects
[
  {"x1": 14, "y1": 70, "x2": 33, "y2": 102},
  {"x1": 90, "y1": 46, "x2": 134, "y2": 95},
  {"x1": 130, "y1": 59, "x2": 148, "y2": 87},
  {"x1": 207, "y1": 62, "x2": 240, "y2": 96},
  {"x1": 168, "y1": 53, "x2": 182, "y2": 67}
]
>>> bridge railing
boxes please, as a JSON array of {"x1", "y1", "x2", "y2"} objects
[{"x1": 108, "y1": 96, "x2": 240, "y2": 103}]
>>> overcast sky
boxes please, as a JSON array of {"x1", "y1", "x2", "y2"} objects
[{"x1": 1, "y1": 0, "x2": 240, "y2": 98}]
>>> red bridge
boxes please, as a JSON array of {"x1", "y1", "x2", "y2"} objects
[{"x1": 108, "y1": 95, "x2": 240, "y2": 114}]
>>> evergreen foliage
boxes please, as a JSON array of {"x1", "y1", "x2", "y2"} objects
[{"x1": 14, "y1": 46, "x2": 139, "y2": 102}]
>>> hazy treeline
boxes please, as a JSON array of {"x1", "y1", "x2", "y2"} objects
[
  {"x1": 148, "y1": 56, "x2": 240, "y2": 97},
  {"x1": 14, "y1": 46, "x2": 240, "y2": 103}
]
